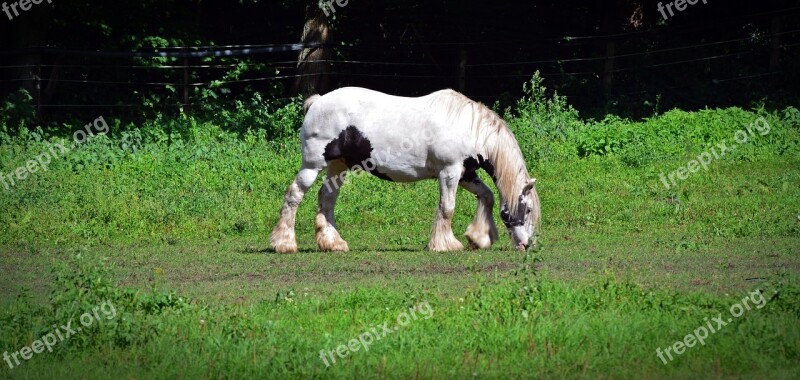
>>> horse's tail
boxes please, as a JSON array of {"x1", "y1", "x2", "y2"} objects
[{"x1": 303, "y1": 94, "x2": 321, "y2": 114}]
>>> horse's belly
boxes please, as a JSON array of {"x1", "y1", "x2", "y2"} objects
[{"x1": 372, "y1": 165, "x2": 434, "y2": 182}]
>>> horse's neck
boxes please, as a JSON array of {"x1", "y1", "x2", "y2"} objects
[{"x1": 482, "y1": 129, "x2": 526, "y2": 210}]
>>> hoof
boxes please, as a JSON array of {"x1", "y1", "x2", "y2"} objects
[
  {"x1": 464, "y1": 223, "x2": 496, "y2": 250},
  {"x1": 465, "y1": 231, "x2": 492, "y2": 250},
  {"x1": 318, "y1": 238, "x2": 349, "y2": 252},
  {"x1": 315, "y1": 214, "x2": 349, "y2": 252},
  {"x1": 270, "y1": 224, "x2": 297, "y2": 254},
  {"x1": 272, "y1": 241, "x2": 298, "y2": 254},
  {"x1": 427, "y1": 236, "x2": 465, "y2": 252}
]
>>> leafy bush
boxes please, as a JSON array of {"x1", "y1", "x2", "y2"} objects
[
  {"x1": 502, "y1": 75, "x2": 800, "y2": 169},
  {"x1": 505, "y1": 72, "x2": 584, "y2": 161},
  {"x1": 0, "y1": 89, "x2": 36, "y2": 133},
  {"x1": 197, "y1": 93, "x2": 304, "y2": 140}
]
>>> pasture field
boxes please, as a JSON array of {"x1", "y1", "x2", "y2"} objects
[{"x1": 1, "y1": 83, "x2": 799, "y2": 378}]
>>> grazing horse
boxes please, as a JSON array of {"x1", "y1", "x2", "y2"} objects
[{"x1": 270, "y1": 87, "x2": 540, "y2": 253}]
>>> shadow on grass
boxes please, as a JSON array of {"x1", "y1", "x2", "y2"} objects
[{"x1": 237, "y1": 245, "x2": 492, "y2": 255}]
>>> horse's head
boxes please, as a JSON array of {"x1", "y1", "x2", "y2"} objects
[{"x1": 500, "y1": 178, "x2": 540, "y2": 251}]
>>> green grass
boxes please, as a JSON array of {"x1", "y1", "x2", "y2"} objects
[
  {"x1": 0, "y1": 252, "x2": 798, "y2": 379},
  {"x1": 0, "y1": 81, "x2": 799, "y2": 378}
]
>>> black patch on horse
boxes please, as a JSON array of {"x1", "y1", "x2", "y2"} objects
[
  {"x1": 323, "y1": 126, "x2": 393, "y2": 181},
  {"x1": 462, "y1": 157, "x2": 481, "y2": 183},
  {"x1": 477, "y1": 154, "x2": 497, "y2": 181},
  {"x1": 461, "y1": 154, "x2": 497, "y2": 183}
]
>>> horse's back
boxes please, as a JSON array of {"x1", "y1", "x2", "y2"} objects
[
  {"x1": 302, "y1": 87, "x2": 432, "y2": 136},
  {"x1": 313, "y1": 87, "x2": 420, "y2": 112}
]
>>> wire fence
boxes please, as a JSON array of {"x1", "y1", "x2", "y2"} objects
[{"x1": 1, "y1": 8, "x2": 798, "y2": 115}]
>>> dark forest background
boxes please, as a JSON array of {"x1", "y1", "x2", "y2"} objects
[{"x1": 1, "y1": 0, "x2": 799, "y2": 124}]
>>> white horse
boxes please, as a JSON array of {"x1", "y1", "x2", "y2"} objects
[{"x1": 270, "y1": 87, "x2": 540, "y2": 253}]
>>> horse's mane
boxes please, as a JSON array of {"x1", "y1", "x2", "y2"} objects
[{"x1": 425, "y1": 90, "x2": 530, "y2": 214}]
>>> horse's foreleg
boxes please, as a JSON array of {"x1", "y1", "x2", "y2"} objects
[
  {"x1": 460, "y1": 178, "x2": 498, "y2": 249},
  {"x1": 316, "y1": 163, "x2": 349, "y2": 252},
  {"x1": 428, "y1": 167, "x2": 465, "y2": 252},
  {"x1": 270, "y1": 166, "x2": 321, "y2": 253}
]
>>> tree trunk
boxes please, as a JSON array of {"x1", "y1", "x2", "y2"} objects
[{"x1": 294, "y1": 1, "x2": 332, "y2": 97}]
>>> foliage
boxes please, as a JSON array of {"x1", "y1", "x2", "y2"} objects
[
  {"x1": 505, "y1": 75, "x2": 800, "y2": 169},
  {"x1": 0, "y1": 89, "x2": 36, "y2": 133},
  {"x1": 505, "y1": 72, "x2": 584, "y2": 161},
  {"x1": 0, "y1": 79, "x2": 798, "y2": 245}
]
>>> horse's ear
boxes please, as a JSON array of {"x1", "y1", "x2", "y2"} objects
[{"x1": 523, "y1": 178, "x2": 536, "y2": 193}]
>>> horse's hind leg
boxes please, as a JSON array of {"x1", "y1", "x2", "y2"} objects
[
  {"x1": 315, "y1": 161, "x2": 349, "y2": 252},
  {"x1": 460, "y1": 178, "x2": 499, "y2": 249},
  {"x1": 428, "y1": 166, "x2": 465, "y2": 252},
  {"x1": 270, "y1": 163, "x2": 323, "y2": 253}
]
